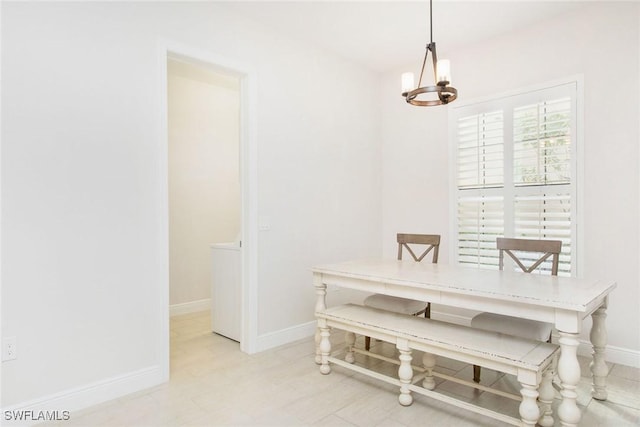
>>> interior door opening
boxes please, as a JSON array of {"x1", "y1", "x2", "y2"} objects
[{"x1": 166, "y1": 57, "x2": 242, "y2": 346}]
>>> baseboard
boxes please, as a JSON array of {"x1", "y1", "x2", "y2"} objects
[
  {"x1": 1, "y1": 365, "x2": 166, "y2": 426},
  {"x1": 254, "y1": 306, "x2": 471, "y2": 353},
  {"x1": 169, "y1": 298, "x2": 210, "y2": 317},
  {"x1": 577, "y1": 340, "x2": 640, "y2": 369},
  {"x1": 256, "y1": 320, "x2": 317, "y2": 352}
]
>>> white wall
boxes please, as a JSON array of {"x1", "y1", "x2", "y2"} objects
[
  {"x1": 381, "y1": 2, "x2": 640, "y2": 364},
  {"x1": 1, "y1": 2, "x2": 381, "y2": 409},
  {"x1": 6, "y1": 0, "x2": 636, "y2": 415},
  {"x1": 168, "y1": 59, "x2": 240, "y2": 307}
]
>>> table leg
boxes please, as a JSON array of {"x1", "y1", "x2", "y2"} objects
[
  {"x1": 397, "y1": 340, "x2": 413, "y2": 406},
  {"x1": 319, "y1": 322, "x2": 331, "y2": 375},
  {"x1": 315, "y1": 328, "x2": 322, "y2": 365},
  {"x1": 590, "y1": 305, "x2": 609, "y2": 400},
  {"x1": 314, "y1": 275, "x2": 327, "y2": 365},
  {"x1": 557, "y1": 332, "x2": 581, "y2": 427}
]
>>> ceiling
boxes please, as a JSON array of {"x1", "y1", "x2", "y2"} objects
[{"x1": 225, "y1": 1, "x2": 586, "y2": 72}]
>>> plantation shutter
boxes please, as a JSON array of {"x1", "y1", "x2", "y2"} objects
[
  {"x1": 457, "y1": 111, "x2": 504, "y2": 189},
  {"x1": 457, "y1": 196, "x2": 503, "y2": 269},
  {"x1": 512, "y1": 97, "x2": 572, "y2": 275},
  {"x1": 513, "y1": 98, "x2": 571, "y2": 186},
  {"x1": 452, "y1": 83, "x2": 577, "y2": 275},
  {"x1": 456, "y1": 110, "x2": 505, "y2": 268}
]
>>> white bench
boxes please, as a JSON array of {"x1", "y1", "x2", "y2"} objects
[{"x1": 316, "y1": 304, "x2": 559, "y2": 427}]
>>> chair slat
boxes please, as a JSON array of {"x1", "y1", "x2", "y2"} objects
[
  {"x1": 497, "y1": 237, "x2": 561, "y2": 275},
  {"x1": 397, "y1": 233, "x2": 440, "y2": 264}
]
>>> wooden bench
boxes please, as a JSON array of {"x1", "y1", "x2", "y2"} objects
[{"x1": 316, "y1": 304, "x2": 559, "y2": 427}]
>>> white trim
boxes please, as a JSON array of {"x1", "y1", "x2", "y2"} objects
[
  {"x1": 576, "y1": 341, "x2": 640, "y2": 370},
  {"x1": 571, "y1": 75, "x2": 585, "y2": 276},
  {"x1": 156, "y1": 38, "x2": 171, "y2": 387},
  {"x1": 0, "y1": 0, "x2": 4, "y2": 411},
  {"x1": 240, "y1": 57, "x2": 259, "y2": 355},
  {"x1": 1, "y1": 366, "x2": 164, "y2": 427},
  {"x1": 450, "y1": 75, "x2": 585, "y2": 111},
  {"x1": 255, "y1": 321, "x2": 317, "y2": 353},
  {"x1": 448, "y1": 102, "x2": 458, "y2": 265},
  {"x1": 169, "y1": 299, "x2": 211, "y2": 317},
  {"x1": 157, "y1": 39, "x2": 259, "y2": 361}
]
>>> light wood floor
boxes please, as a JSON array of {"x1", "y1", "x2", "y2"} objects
[{"x1": 43, "y1": 311, "x2": 639, "y2": 426}]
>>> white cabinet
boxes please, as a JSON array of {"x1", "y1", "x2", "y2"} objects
[{"x1": 210, "y1": 242, "x2": 241, "y2": 341}]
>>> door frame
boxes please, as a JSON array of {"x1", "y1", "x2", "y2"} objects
[{"x1": 157, "y1": 39, "x2": 259, "y2": 379}]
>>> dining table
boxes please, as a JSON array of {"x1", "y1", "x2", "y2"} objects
[{"x1": 312, "y1": 258, "x2": 616, "y2": 427}]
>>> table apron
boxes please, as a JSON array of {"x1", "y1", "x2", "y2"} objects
[{"x1": 322, "y1": 274, "x2": 600, "y2": 333}]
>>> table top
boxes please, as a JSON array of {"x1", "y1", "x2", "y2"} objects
[{"x1": 312, "y1": 258, "x2": 616, "y2": 313}]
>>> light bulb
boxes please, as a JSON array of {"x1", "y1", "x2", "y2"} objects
[
  {"x1": 401, "y1": 72, "x2": 415, "y2": 93},
  {"x1": 436, "y1": 60, "x2": 451, "y2": 85}
]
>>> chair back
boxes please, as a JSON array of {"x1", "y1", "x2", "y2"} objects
[
  {"x1": 497, "y1": 237, "x2": 562, "y2": 275},
  {"x1": 397, "y1": 234, "x2": 440, "y2": 263}
]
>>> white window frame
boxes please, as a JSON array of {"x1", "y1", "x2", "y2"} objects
[{"x1": 448, "y1": 76, "x2": 584, "y2": 276}]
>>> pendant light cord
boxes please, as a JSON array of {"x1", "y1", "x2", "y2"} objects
[
  {"x1": 430, "y1": 0, "x2": 433, "y2": 44},
  {"x1": 418, "y1": 0, "x2": 433, "y2": 88}
]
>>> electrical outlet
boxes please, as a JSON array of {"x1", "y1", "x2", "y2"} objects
[{"x1": 2, "y1": 337, "x2": 17, "y2": 361}]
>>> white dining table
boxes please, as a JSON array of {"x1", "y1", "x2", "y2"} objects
[{"x1": 312, "y1": 259, "x2": 616, "y2": 427}]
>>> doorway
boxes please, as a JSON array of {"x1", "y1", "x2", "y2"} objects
[
  {"x1": 159, "y1": 44, "x2": 259, "y2": 381},
  {"x1": 167, "y1": 58, "x2": 241, "y2": 335}
]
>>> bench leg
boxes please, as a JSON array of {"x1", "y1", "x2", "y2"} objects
[
  {"x1": 519, "y1": 383, "x2": 540, "y2": 426},
  {"x1": 422, "y1": 352, "x2": 436, "y2": 390},
  {"x1": 319, "y1": 324, "x2": 332, "y2": 375},
  {"x1": 397, "y1": 341, "x2": 413, "y2": 406},
  {"x1": 345, "y1": 332, "x2": 356, "y2": 363},
  {"x1": 558, "y1": 332, "x2": 582, "y2": 426},
  {"x1": 538, "y1": 368, "x2": 555, "y2": 427}
]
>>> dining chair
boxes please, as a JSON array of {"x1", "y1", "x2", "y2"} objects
[
  {"x1": 470, "y1": 237, "x2": 562, "y2": 383},
  {"x1": 362, "y1": 233, "x2": 440, "y2": 350}
]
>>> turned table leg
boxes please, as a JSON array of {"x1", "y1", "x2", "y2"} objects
[
  {"x1": 397, "y1": 340, "x2": 413, "y2": 406},
  {"x1": 319, "y1": 322, "x2": 331, "y2": 375},
  {"x1": 315, "y1": 328, "x2": 321, "y2": 365},
  {"x1": 557, "y1": 332, "x2": 582, "y2": 427},
  {"x1": 314, "y1": 274, "x2": 327, "y2": 365},
  {"x1": 590, "y1": 304, "x2": 609, "y2": 401}
]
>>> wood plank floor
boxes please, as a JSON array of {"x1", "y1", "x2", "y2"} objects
[{"x1": 41, "y1": 311, "x2": 640, "y2": 426}]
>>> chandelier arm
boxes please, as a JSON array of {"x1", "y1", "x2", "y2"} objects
[
  {"x1": 429, "y1": 42, "x2": 438, "y2": 85},
  {"x1": 417, "y1": 47, "x2": 429, "y2": 89}
]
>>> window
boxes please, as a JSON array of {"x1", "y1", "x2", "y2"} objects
[{"x1": 451, "y1": 82, "x2": 579, "y2": 276}]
